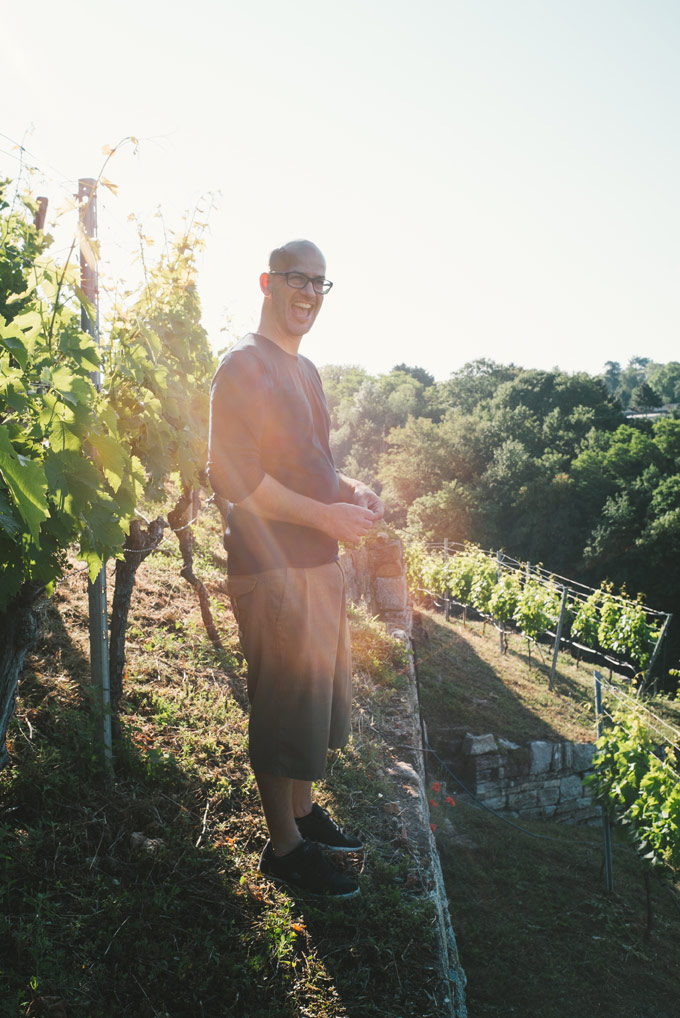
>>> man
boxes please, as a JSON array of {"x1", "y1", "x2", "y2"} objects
[{"x1": 208, "y1": 240, "x2": 384, "y2": 899}]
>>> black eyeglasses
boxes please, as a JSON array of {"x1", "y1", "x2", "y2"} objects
[{"x1": 269, "y1": 270, "x2": 333, "y2": 295}]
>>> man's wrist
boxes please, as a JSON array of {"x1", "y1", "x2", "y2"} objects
[{"x1": 337, "y1": 472, "x2": 366, "y2": 504}]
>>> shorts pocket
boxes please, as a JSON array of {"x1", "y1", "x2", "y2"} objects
[{"x1": 227, "y1": 575, "x2": 258, "y2": 637}]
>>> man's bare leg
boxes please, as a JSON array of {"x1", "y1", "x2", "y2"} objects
[
  {"x1": 292, "y1": 779, "x2": 313, "y2": 821},
  {"x1": 255, "y1": 773, "x2": 304, "y2": 856}
]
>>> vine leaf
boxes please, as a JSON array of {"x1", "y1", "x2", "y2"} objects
[{"x1": 0, "y1": 424, "x2": 49, "y2": 542}]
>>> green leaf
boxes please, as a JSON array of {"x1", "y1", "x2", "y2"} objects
[
  {"x1": 58, "y1": 325, "x2": 101, "y2": 372},
  {"x1": 43, "y1": 448, "x2": 102, "y2": 512},
  {"x1": 50, "y1": 364, "x2": 95, "y2": 407},
  {"x1": 0, "y1": 489, "x2": 22, "y2": 538},
  {"x1": 88, "y1": 431, "x2": 127, "y2": 491},
  {"x1": 48, "y1": 420, "x2": 82, "y2": 453},
  {"x1": 0, "y1": 322, "x2": 29, "y2": 370},
  {"x1": 80, "y1": 545, "x2": 104, "y2": 583},
  {"x1": 85, "y1": 495, "x2": 127, "y2": 549},
  {"x1": 0, "y1": 424, "x2": 49, "y2": 542}
]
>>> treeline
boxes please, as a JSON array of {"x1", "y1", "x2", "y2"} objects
[
  {"x1": 601, "y1": 357, "x2": 680, "y2": 412},
  {"x1": 321, "y1": 358, "x2": 680, "y2": 682}
]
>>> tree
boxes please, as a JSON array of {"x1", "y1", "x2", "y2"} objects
[
  {"x1": 319, "y1": 363, "x2": 368, "y2": 424},
  {"x1": 330, "y1": 368, "x2": 433, "y2": 484},
  {"x1": 646, "y1": 361, "x2": 680, "y2": 405},
  {"x1": 437, "y1": 358, "x2": 520, "y2": 415},
  {"x1": 630, "y1": 381, "x2": 663, "y2": 413},
  {"x1": 405, "y1": 480, "x2": 477, "y2": 544},
  {"x1": 601, "y1": 360, "x2": 621, "y2": 395},
  {"x1": 391, "y1": 363, "x2": 435, "y2": 387}
]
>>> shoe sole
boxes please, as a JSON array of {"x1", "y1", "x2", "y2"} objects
[{"x1": 308, "y1": 841, "x2": 364, "y2": 854}]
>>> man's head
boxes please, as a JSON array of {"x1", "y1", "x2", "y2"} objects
[{"x1": 259, "y1": 240, "x2": 330, "y2": 352}]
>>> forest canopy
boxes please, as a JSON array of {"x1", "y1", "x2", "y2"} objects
[{"x1": 321, "y1": 357, "x2": 680, "y2": 672}]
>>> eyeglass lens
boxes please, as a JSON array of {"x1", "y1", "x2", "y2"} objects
[{"x1": 285, "y1": 272, "x2": 332, "y2": 294}]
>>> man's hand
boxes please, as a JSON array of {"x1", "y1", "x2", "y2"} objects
[
  {"x1": 352, "y1": 485, "x2": 385, "y2": 520},
  {"x1": 321, "y1": 502, "x2": 381, "y2": 543},
  {"x1": 337, "y1": 473, "x2": 385, "y2": 521}
]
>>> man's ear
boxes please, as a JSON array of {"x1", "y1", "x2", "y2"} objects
[{"x1": 259, "y1": 271, "x2": 271, "y2": 296}]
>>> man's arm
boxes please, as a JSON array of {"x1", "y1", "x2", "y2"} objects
[{"x1": 237, "y1": 473, "x2": 381, "y2": 543}]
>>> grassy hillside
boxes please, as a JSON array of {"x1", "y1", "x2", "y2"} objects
[
  {"x1": 414, "y1": 608, "x2": 680, "y2": 1018},
  {"x1": 0, "y1": 500, "x2": 452, "y2": 1018},
  {"x1": 3, "y1": 496, "x2": 679, "y2": 1018}
]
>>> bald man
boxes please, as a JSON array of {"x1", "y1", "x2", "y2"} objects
[{"x1": 208, "y1": 240, "x2": 384, "y2": 899}]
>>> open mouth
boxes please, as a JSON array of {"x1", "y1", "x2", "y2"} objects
[{"x1": 292, "y1": 300, "x2": 314, "y2": 319}]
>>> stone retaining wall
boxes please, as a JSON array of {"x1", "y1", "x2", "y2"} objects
[
  {"x1": 340, "y1": 531, "x2": 412, "y2": 634},
  {"x1": 443, "y1": 733, "x2": 599, "y2": 824},
  {"x1": 341, "y1": 535, "x2": 468, "y2": 1017}
]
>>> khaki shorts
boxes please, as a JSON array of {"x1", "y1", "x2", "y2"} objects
[{"x1": 227, "y1": 560, "x2": 352, "y2": 781}]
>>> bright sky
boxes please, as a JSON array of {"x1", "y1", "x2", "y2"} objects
[{"x1": 3, "y1": 0, "x2": 680, "y2": 381}]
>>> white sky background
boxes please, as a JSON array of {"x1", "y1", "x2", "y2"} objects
[{"x1": 2, "y1": 0, "x2": 679, "y2": 381}]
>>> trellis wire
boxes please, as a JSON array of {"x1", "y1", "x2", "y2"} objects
[{"x1": 424, "y1": 539, "x2": 668, "y2": 618}]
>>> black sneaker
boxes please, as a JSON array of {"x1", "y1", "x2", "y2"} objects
[
  {"x1": 295, "y1": 803, "x2": 363, "y2": 853},
  {"x1": 259, "y1": 839, "x2": 360, "y2": 899}
]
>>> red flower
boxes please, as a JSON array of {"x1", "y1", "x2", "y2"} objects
[
  {"x1": 430, "y1": 823, "x2": 436, "y2": 832},
  {"x1": 446, "y1": 796, "x2": 456, "y2": 806},
  {"x1": 431, "y1": 781, "x2": 441, "y2": 793},
  {"x1": 429, "y1": 799, "x2": 438, "y2": 807}
]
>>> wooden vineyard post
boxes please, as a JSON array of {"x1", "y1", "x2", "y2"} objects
[{"x1": 79, "y1": 178, "x2": 113, "y2": 778}]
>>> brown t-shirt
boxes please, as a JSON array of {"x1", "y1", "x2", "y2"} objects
[{"x1": 208, "y1": 333, "x2": 340, "y2": 574}]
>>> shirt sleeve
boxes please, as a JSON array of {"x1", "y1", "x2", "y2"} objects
[{"x1": 207, "y1": 348, "x2": 269, "y2": 503}]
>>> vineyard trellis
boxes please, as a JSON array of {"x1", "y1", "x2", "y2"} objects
[
  {"x1": 405, "y1": 539, "x2": 672, "y2": 687},
  {"x1": 406, "y1": 534, "x2": 680, "y2": 901},
  {"x1": 590, "y1": 669, "x2": 680, "y2": 899},
  {"x1": 0, "y1": 153, "x2": 219, "y2": 770}
]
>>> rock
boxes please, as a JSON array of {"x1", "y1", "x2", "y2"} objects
[
  {"x1": 130, "y1": 832, "x2": 164, "y2": 856},
  {"x1": 463, "y1": 733, "x2": 498, "y2": 756},
  {"x1": 392, "y1": 760, "x2": 420, "y2": 784},
  {"x1": 559, "y1": 774, "x2": 584, "y2": 801},
  {"x1": 537, "y1": 781, "x2": 561, "y2": 806},
  {"x1": 376, "y1": 562, "x2": 405, "y2": 578},
  {"x1": 507, "y1": 787, "x2": 538, "y2": 809},
  {"x1": 529, "y1": 741, "x2": 554, "y2": 774},
  {"x1": 476, "y1": 793, "x2": 507, "y2": 811},
  {"x1": 373, "y1": 577, "x2": 408, "y2": 611},
  {"x1": 498, "y1": 737, "x2": 520, "y2": 751},
  {"x1": 572, "y1": 743, "x2": 596, "y2": 772}
]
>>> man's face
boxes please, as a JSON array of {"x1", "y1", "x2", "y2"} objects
[{"x1": 266, "y1": 245, "x2": 327, "y2": 340}]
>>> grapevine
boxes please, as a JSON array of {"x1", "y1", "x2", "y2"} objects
[
  {"x1": 589, "y1": 706, "x2": 680, "y2": 875},
  {"x1": 404, "y1": 539, "x2": 666, "y2": 675}
]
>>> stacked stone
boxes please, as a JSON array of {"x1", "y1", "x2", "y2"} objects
[
  {"x1": 450, "y1": 733, "x2": 599, "y2": 825},
  {"x1": 340, "y1": 531, "x2": 412, "y2": 635}
]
